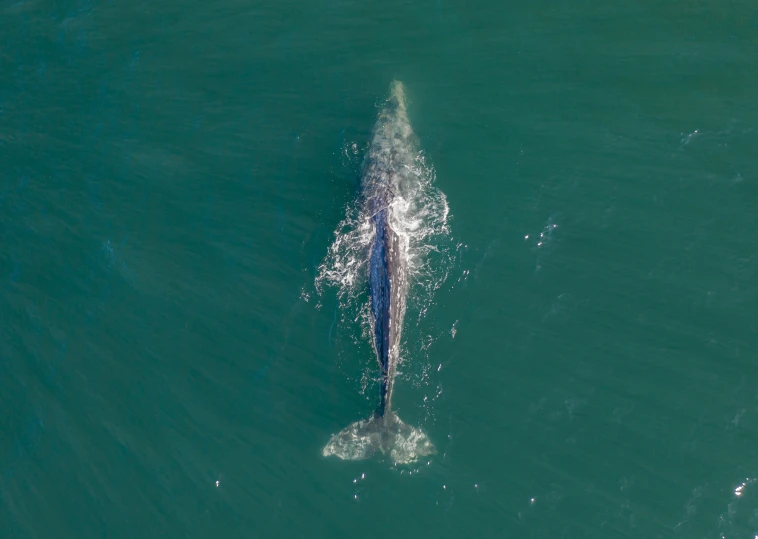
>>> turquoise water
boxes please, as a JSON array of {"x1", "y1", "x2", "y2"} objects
[{"x1": 2, "y1": 0, "x2": 757, "y2": 537}]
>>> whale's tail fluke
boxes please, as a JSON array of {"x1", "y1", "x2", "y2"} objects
[{"x1": 322, "y1": 412, "x2": 434, "y2": 465}]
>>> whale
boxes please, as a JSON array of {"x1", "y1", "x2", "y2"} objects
[{"x1": 322, "y1": 81, "x2": 435, "y2": 465}]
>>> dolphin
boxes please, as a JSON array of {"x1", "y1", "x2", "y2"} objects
[{"x1": 323, "y1": 81, "x2": 435, "y2": 465}]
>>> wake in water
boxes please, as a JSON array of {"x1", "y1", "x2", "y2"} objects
[{"x1": 316, "y1": 82, "x2": 454, "y2": 465}]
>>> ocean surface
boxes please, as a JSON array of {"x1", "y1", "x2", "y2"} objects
[{"x1": 2, "y1": 1, "x2": 757, "y2": 537}]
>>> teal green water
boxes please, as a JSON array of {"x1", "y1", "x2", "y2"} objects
[{"x1": 2, "y1": 0, "x2": 758, "y2": 537}]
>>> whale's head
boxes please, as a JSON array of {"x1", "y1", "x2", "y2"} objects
[{"x1": 389, "y1": 80, "x2": 407, "y2": 112}]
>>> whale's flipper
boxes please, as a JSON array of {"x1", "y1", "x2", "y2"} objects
[{"x1": 322, "y1": 413, "x2": 434, "y2": 465}]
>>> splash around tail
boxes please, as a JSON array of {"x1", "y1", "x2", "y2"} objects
[{"x1": 322, "y1": 412, "x2": 435, "y2": 465}]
